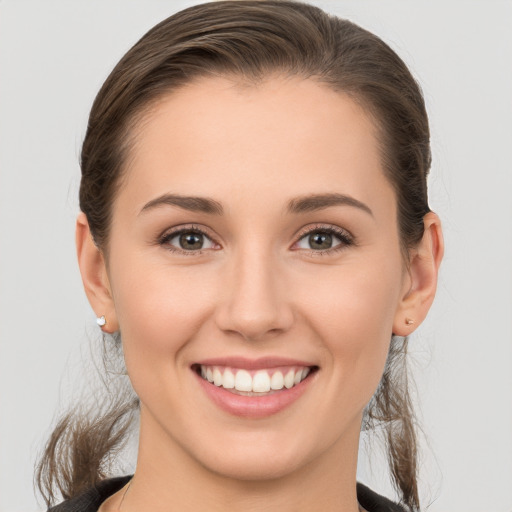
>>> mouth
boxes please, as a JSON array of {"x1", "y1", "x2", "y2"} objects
[{"x1": 191, "y1": 363, "x2": 318, "y2": 397}]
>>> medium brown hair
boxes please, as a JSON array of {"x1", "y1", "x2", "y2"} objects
[{"x1": 37, "y1": 2, "x2": 431, "y2": 510}]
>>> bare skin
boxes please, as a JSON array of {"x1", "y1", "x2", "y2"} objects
[{"x1": 78, "y1": 75, "x2": 443, "y2": 512}]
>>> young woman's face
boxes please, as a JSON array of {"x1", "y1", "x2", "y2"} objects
[{"x1": 105, "y1": 76, "x2": 411, "y2": 480}]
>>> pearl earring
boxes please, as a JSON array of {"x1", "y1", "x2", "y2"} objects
[
  {"x1": 96, "y1": 315, "x2": 106, "y2": 327},
  {"x1": 405, "y1": 318, "x2": 414, "y2": 325}
]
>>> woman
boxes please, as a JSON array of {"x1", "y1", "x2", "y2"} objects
[{"x1": 37, "y1": 1, "x2": 443, "y2": 511}]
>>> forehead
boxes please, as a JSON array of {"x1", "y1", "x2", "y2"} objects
[{"x1": 119, "y1": 75, "x2": 393, "y2": 219}]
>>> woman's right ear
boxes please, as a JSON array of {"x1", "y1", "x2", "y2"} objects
[{"x1": 76, "y1": 212, "x2": 119, "y2": 333}]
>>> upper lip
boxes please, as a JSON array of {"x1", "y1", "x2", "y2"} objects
[{"x1": 194, "y1": 356, "x2": 317, "y2": 370}]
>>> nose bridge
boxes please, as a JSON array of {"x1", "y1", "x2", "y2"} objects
[{"x1": 215, "y1": 241, "x2": 293, "y2": 341}]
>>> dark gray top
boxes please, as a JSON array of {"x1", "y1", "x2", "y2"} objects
[{"x1": 48, "y1": 476, "x2": 406, "y2": 512}]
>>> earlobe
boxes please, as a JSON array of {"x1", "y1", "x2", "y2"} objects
[
  {"x1": 76, "y1": 212, "x2": 119, "y2": 333},
  {"x1": 393, "y1": 212, "x2": 444, "y2": 336}
]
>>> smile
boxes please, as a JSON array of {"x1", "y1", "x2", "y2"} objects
[
  {"x1": 192, "y1": 360, "x2": 318, "y2": 418},
  {"x1": 198, "y1": 365, "x2": 312, "y2": 394}
]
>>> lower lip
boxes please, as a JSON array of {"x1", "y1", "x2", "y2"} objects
[{"x1": 194, "y1": 370, "x2": 315, "y2": 419}]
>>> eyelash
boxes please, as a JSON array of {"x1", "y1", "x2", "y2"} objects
[
  {"x1": 294, "y1": 224, "x2": 355, "y2": 256},
  {"x1": 158, "y1": 224, "x2": 216, "y2": 256},
  {"x1": 158, "y1": 223, "x2": 355, "y2": 257}
]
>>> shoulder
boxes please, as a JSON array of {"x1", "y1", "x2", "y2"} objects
[
  {"x1": 47, "y1": 476, "x2": 132, "y2": 512},
  {"x1": 48, "y1": 477, "x2": 404, "y2": 512},
  {"x1": 357, "y1": 482, "x2": 407, "y2": 512}
]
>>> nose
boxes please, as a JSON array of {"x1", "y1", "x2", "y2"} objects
[{"x1": 214, "y1": 246, "x2": 294, "y2": 342}]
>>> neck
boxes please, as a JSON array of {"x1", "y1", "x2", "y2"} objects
[{"x1": 122, "y1": 410, "x2": 363, "y2": 512}]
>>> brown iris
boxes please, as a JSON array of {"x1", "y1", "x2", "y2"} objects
[
  {"x1": 308, "y1": 232, "x2": 333, "y2": 250},
  {"x1": 179, "y1": 232, "x2": 204, "y2": 250}
]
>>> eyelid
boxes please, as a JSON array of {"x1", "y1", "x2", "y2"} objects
[
  {"x1": 157, "y1": 222, "x2": 355, "y2": 256},
  {"x1": 158, "y1": 224, "x2": 221, "y2": 255},
  {"x1": 292, "y1": 223, "x2": 355, "y2": 254}
]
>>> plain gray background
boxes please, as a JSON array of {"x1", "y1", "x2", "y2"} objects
[{"x1": 1, "y1": 1, "x2": 511, "y2": 511}]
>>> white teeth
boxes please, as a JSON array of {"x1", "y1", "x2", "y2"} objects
[
  {"x1": 252, "y1": 371, "x2": 271, "y2": 393},
  {"x1": 199, "y1": 365, "x2": 312, "y2": 392},
  {"x1": 235, "y1": 369, "x2": 252, "y2": 392},
  {"x1": 270, "y1": 371, "x2": 284, "y2": 390},
  {"x1": 213, "y1": 368, "x2": 223, "y2": 386},
  {"x1": 284, "y1": 369, "x2": 295, "y2": 389},
  {"x1": 223, "y1": 369, "x2": 235, "y2": 389}
]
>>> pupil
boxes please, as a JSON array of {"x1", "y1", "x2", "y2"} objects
[
  {"x1": 180, "y1": 232, "x2": 203, "y2": 250},
  {"x1": 310, "y1": 232, "x2": 332, "y2": 250}
]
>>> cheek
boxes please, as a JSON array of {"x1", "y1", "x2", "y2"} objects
[
  {"x1": 108, "y1": 255, "x2": 219, "y2": 377},
  {"x1": 297, "y1": 254, "x2": 401, "y2": 337},
  {"x1": 295, "y1": 255, "x2": 402, "y2": 402}
]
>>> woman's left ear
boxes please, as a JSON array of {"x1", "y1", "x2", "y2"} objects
[{"x1": 393, "y1": 212, "x2": 444, "y2": 336}]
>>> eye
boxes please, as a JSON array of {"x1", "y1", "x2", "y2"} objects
[
  {"x1": 294, "y1": 225, "x2": 354, "y2": 254},
  {"x1": 160, "y1": 226, "x2": 218, "y2": 254}
]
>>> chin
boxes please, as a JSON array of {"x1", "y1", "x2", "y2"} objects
[
  {"x1": 198, "y1": 447, "x2": 306, "y2": 482},
  {"x1": 181, "y1": 423, "x2": 332, "y2": 484}
]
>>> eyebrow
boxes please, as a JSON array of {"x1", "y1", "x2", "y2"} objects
[
  {"x1": 140, "y1": 192, "x2": 373, "y2": 217},
  {"x1": 140, "y1": 194, "x2": 224, "y2": 215},
  {"x1": 286, "y1": 193, "x2": 373, "y2": 217}
]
